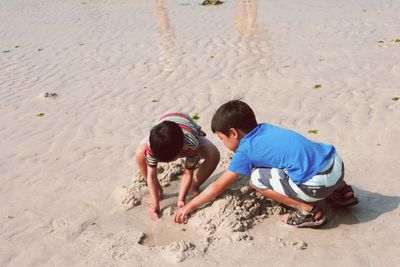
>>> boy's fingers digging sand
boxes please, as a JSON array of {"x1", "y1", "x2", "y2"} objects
[{"x1": 173, "y1": 206, "x2": 191, "y2": 224}]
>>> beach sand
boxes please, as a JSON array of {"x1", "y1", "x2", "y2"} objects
[{"x1": 1, "y1": 0, "x2": 400, "y2": 266}]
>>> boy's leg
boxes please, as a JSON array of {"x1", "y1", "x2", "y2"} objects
[
  {"x1": 248, "y1": 183, "x2": 322, "y2": 219},
  {"x1": 304, "y1": 151, "x2": 358, "y2": 207},
  {"x1": 193, "y1": 138, "x2": 220, "y2": 195},
  {"x1": 249, "y1": 183, "x2": 313, "y2": 214},
  {"x1": 250, "y1": 168, "x2": 325, "y2": 227}
]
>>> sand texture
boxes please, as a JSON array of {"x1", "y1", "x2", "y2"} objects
[{"x1": 1, "y1": 0, "x2": 400, "y2": 266}]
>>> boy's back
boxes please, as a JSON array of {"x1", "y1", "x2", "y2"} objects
[
  {"x1": 145, "y1": 112, "x2": 202, "y2": 170},
  {"x1": 228, "y1": 123, "x2": 335, "y2": 184}
]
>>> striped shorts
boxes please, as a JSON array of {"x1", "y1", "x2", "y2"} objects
[{"x1": 250, "y1": 152, "x2": 344, "y2": 202}]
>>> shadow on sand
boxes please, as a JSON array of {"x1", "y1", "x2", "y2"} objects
[
  {"x1": 322, "y1": 186, "x2": 400, "y2": 229},
  {"x1": 160, "y1": 174, "x2": 399, "y2": 229}
]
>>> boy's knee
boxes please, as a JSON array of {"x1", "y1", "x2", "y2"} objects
[
  {"x1": 248, "y1": 181, "x2": 256, "y2": 189},
  {"x1": 248, "y1": 180, "x2": 267, "y2": 191},
  {"x1": 250, "y1": 184, "x2": 275, "y2": 197},
  {"x1": 203, "y1": 144, "x2": 220, "y2": 163},
  {"x1": 212, "y1": 146, "x2": 220, "y2": 162}
]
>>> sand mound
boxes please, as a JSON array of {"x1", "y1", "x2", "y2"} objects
[
  {"x1": 159, "y1": 240, "x2": 203, "y2": 263},
  {"x1": 132, "y1": 158, "x2": 186, "y2": 187},
  {"x1": 116, "y1": 159, "x2": 186, "y2": 210},
  {"x1": 84, "y1": 230, "x2": 149, "y2": 264},
  {"x1": 189, "y1": 177, "x2": 287, "y2": 236},
  {"x1": 120, "y1": 152, "x2": 286, "y2": 239},
  {"x1": 155, "y1": 159, "x2": 186, "y2": 186},
  {"x1": 151, "y1": 177, "x2": 288, "y2": 263},
  {"x1": 187, "y1": 153, "x2": 286, "y2": 238}
]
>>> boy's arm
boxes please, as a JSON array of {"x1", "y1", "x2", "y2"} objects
[
  {"x1": 147, "y1": 166, "x2": 161, "y2": 220},
  {"x1": 177, "y1": 168, "x2": 194, "y2": 208},
  {"x1": 173, "y1": 170, "x2": 239, "y2": 224}
]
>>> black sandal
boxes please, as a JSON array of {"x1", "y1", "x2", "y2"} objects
[
  {"x1": 328, "y1": 184, "x2": 359, "y2": 208},
  {"x1": 285, "y1": 206, "x2": 327, "y2": 228}
]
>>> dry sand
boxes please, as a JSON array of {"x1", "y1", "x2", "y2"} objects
[{"x1": 1, "y1": 0, "x2": 400, "y2": 266}]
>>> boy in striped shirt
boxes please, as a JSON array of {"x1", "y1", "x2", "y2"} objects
[{"x1": 135, "y1": 112, "x2": 220, "y2": 220}]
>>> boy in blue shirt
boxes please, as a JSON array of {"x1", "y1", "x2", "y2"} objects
[{"x1": 174, "y1": 100, "x2": 358, "y2": 228}]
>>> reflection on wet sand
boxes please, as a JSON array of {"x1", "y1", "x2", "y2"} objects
[
  {"x1": 152, "y1": 0, "x2": 269, "y2": 80},
  {"x1": 234, "y1": 0, "x2": 270, "y2": 72},
  {"x1": 235, "y1": 0, "x2": 259, "y2": 35},
  {"x1": 154, "y1": 0, "x2": 177, "y2": 72}
]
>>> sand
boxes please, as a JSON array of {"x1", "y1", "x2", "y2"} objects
[{"x1": 1, "y1": 0, "x2": 400, "y2": 266}]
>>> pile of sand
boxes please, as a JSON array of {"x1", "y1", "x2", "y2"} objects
[
  {"x1": 158, "y1": 240, "x2": 203, "y2": 263},
  {"x1": 189, "y1": 178, "x2": 287, "y2": 239},
  {"x1": 119, "y1": 154, "x2": 287, "y2": 238},
  {"x1": 113, "y1": 155, "x2": 291, "y2": 262},
  {"x1": 116, "y1": 159, "x2": 186, "y2": 210},
  {"x1": 154, "y1": 177, "x2": 289, "y2": 262}
]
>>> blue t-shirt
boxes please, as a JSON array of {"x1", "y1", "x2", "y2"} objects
[{"x1": 228, "y1": 123, "x2": 335, "y2": 184}]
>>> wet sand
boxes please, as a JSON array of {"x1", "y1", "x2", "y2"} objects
[{"x1": 1, "y1": 0, "x2": 400, "y2": 266}]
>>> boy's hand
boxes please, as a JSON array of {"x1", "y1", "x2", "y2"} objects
[
  {"x1": 149, "y1": 207, "x2": 160, "y2": 221},
  {"x1": 177, "y1": 200, "x2": 185, "y2": 208},
  {"x1": 173, "y1": 205, "x2": 193, "y2": 224}
]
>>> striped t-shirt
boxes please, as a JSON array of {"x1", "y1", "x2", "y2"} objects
[{"x1": 145, "y1": 112, "x2": 204, "y2": 170}]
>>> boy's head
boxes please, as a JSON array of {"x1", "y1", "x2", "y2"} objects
[
  {"x1": 149, "y1": 121, "x2": 184, "y2": 162},
  {"x1": 211, "y1": 100, "x2": 257, "y2": 136}
]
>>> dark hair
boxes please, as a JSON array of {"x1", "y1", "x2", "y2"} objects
[
  {"x1": 149, "y1": 121, "x2": 184, "y2": 162},
  {"x1": 211, "y1": 100, "x2": 257, "y2": 136}
]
